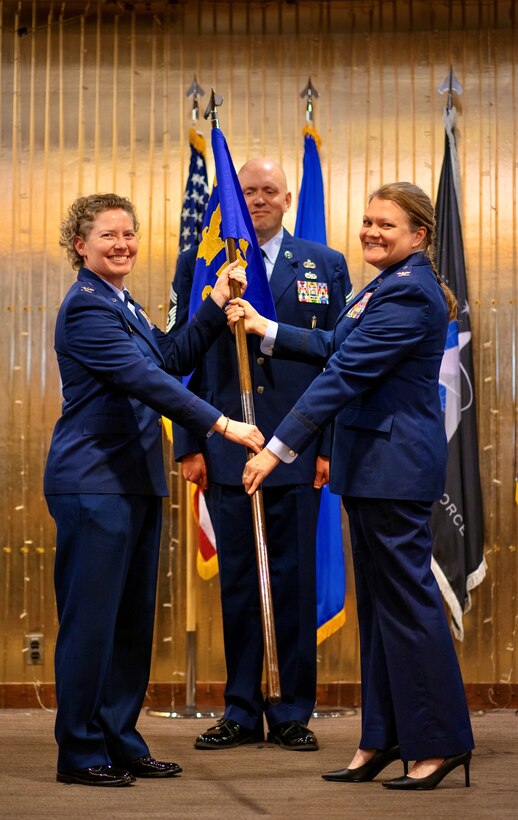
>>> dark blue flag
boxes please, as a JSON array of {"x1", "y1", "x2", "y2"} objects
[
  {"x1": 431, "y1": 106, "x2": 486, "y2": 640},
  {"x1": 294, "y1": 125, "x2": 346, "y2": 645},
  {"x1": 294, "y1": 128, "x2": 327, "y2": 243},
  {"x1": 188, "y1": 128, "x2": 276, "y2": 322}
]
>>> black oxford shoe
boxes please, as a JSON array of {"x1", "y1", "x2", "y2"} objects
[
  {"x1": 194, "y1": 717, "x2": 264, "y2": 749},
  {"x1": 267, "y1": 720, "x2": 319, "y2": 751},
  {"x1": 56, "y1": 764, "x2": 134, "y2": 786},
  {"x1": 125, "y1": 754, "x2": 182, "y2": 778}
]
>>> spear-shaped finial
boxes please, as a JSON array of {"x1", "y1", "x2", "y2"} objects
[
  {"x1": 186, "y1": 75, "x2": 205, "y2": 122},
  {"x1": 300, "y1": 77, "x2": 320, "y2": 123},
  {"x1": 203, "y1": 88, "x2": 224, "y2": 128},
  {"x1": 437, "y1": 66, "x2": 463, "y2": 112}
]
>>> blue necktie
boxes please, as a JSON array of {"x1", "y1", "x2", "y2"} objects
[{"x1": 124, "y1": 290, "x2": 141, "y2": 322}]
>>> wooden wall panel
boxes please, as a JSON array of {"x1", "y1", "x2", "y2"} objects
[{"x1": 0, "y1": 1, "x2": 516, "y2": 707}]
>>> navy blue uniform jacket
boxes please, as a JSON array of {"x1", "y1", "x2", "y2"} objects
[
  {"x1": 172, "y1": 231, "x2": 352, "y2": 486},
  {"x1": 272, "y1": 252, "x2": 449, "y2": 500},
  {"x1": 44, "y1": 267, "x2": 225, "y2": 496}
]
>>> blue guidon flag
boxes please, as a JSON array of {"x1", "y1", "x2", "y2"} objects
[
  {"x1": 294, "y1": 124, "x2": 348, "y2": 645},
  {"x1": 188, "y1": 127, "x2": 276, "y2": 323},
  {"x1": 431, "y1": 105, "x2": 486, "y2": 640}
]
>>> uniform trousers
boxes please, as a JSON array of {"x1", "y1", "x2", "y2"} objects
[
  {"x1": 205, "y1": 483, "x2": 320, "y2": 730},
  {"x1": 47, "y1": 493, "x2": 162, "y2": 773},
  {"x1": 344, "y1": 496, "x2": 474, "y2": 761}
]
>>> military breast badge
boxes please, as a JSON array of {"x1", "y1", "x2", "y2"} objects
[
  {"x1": 346, "y1": 291, "x2": 373, "y2": 318},
  {"x1": 297, "y1": 280, "x2": 329, "y2": 305}
]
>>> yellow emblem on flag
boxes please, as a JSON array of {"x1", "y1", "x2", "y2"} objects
[
  {"x1": 196, "y1": 206, "x2": 250, "y2": 301},
  {"x1": 198, "y1": 204, "x2": 225, "y2": 265}
]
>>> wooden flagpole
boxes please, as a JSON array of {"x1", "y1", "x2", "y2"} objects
[{"x1": 204, "y1": 91, "x2": 281, "y2": 704}]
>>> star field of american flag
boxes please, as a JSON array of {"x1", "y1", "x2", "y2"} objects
[
  {"x1": 178, "y1": 129, "x2": 209, "y2": 253},
  {"x1": 167, "y1": 129, "x2": 210, "y2": 331}
]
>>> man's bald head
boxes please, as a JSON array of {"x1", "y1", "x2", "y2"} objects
[{"x1": 238, "y1": 157, "x2": 292, "y2": 244}]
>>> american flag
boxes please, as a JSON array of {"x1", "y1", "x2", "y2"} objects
[{"x1": 166, "y1": 128, "x2": 209, "y2": 331}]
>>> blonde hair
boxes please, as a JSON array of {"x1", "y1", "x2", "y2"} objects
[
  {"x1": 60, "y1": 194, "x2": 140, "y2": 270},
  {"x1": 369, "y1": 182, "x2": 457, "y2": 320}
]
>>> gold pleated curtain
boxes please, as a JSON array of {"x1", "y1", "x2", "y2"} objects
[{"x1": 0, "y1": 0, "x2": 516, "y2": 707}]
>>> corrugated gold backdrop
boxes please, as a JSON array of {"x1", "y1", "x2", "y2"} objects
[{"x1": 0, "y1": 0, "x2": 516, "y2": 708}]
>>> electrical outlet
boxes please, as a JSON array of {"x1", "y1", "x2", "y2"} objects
[{"x1": 24, "y1": 633, "x2": 44, "y2": 666}]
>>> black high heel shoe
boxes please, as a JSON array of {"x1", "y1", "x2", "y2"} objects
[
  {"x1": 382, "y1": 750, "x2": 471, "y2": 790},
  {"x1": 322, "y1": 746, "x2": 408, "y2": 782}
]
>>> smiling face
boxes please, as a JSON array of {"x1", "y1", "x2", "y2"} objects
[
  {"x1": 74, "y1": 208, "x2": 138, "y2": 288},
  {"x1": 238, "y1": 158, "x2": 292, "y2": 244},
  {"x1": 359, "y1": 196, "x2": 427, "y2": 271}
]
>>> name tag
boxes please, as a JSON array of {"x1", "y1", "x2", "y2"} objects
[
  {"x1": 346, "y1": 292, "x2": 373, "y2": 318},
  {"x1": 297, "y1": 280, "x2": 329, "y2": 305}
]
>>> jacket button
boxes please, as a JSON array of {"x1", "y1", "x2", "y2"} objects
[
  {"x1": 289, "y1": 450, "x2": 296, "y2": 457},
  {"x1": 257, "y1": 357, "x2": 264, "y2": 365},
  {"x1": 156, "y1": 418, "x2": 162, "y2": 427},
  {"x1": 256, "y1": 385, "x2": 264, "y2": 394}
]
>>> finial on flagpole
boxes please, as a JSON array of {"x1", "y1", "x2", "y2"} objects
[
  {"x1": 300, "y1": 77, "x2": 320, "y2": 123},
  {"x1": 437, "y1": 66, "x2": 463, "y2": 112},
  {"x1": 186, "y1": 75, "x2": 205, "y2": 122},
  {"x1": 203, "y1": 88, "x2": 224, "y2": 129}
]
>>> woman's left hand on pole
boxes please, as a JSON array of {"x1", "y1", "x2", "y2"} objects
[{"x1": 210, "y1": 260, "x2": 247, "y2": 307}]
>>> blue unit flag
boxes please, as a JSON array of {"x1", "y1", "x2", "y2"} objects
[
  {"x1": 188, "y1": 128, "x2": 276, "y2": 323},
  {"x1": 294, "y1": 125, "x2": 346, "y2": 645}
]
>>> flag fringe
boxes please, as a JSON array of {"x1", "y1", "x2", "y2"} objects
[
  {"x1": 196, "y1": 551, "x2": 219, "y2": 581},
  {"x1": 188, "y1": 127, "x2": 206, "y2": 157},
  {"x1": 162, "y1": 416, "x2": 173, "y2": 443},
  {"x1": 317, "y1": 607, "x2": 346, "y2": 646},
  {"x1": 431, "y1": 555, "x2": 488, "y2": 641},
  {"x1": 302, "y1": 123, "x2": 322, "y2": 150}
]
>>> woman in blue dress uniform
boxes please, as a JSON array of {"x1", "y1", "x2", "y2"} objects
[
  {"x1": 230, "y1": 182, "x2": 474, "y2": 790},
  {"x1": 45, "y1": 194, "x2": 263, "y2": 787}
]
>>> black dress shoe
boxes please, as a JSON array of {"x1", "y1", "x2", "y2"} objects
[
  {"x1": 125, "y1": 754, "x2": 182, "y2": 778},
  {"x1": 194, "y1": 717, "x2": 264, "y2": 749},
  {"x1": 322, "y1": 746, "x2": 406, "y2": 782},
  {"x1": 382, "y1": 751, "x2": 471, "y2": 790},
  {"x1": 267, "y1": 720, "x2": 319, "y2": 751},
  {"x1": 56, "y1": 764, "x2": 134, "y2": 786}
]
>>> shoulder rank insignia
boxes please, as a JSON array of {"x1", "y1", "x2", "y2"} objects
[
  {"x1": 284, "y1": 250, "x2": 293, "y2": 259},
  {"x1": 346, "y1": 291, "x2": 373, "y2": 318},
  {"x1": 305, "y1": 272, "x2": 317, "y2": 280},
  {"x1": 303, "y1": 259, "x2": 316, "y2": 269},
  {"x1": 80, "y1": 285, "x2": 95, "y2": 293},
  {"x1": 297, "y1": 280, "x2": 329, "y2": 305},
  {"x1": 138, "y1": 308, "x2": 155, "y2": 331},
  {"x1": 397, "y1": 270, "x2": 411, "y2": 277}
]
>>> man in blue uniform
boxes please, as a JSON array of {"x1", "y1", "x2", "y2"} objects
[{"x1": 170, "y1": 158, "x2": 352, "y2": 751}]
